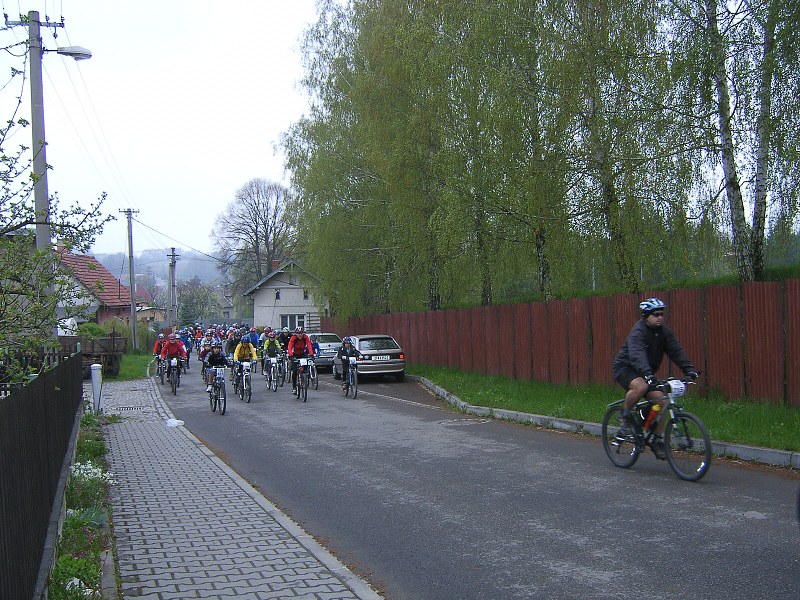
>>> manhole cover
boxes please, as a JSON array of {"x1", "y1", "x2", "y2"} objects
[{"x1": 439, "y1": 418, "x2": 490, "y2": 426}]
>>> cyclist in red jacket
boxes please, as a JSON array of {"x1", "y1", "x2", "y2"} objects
[
  {"x1": 287, "y1": 326, "x2": 314, "y2": 391},
  {"x1": 160, "y1": 333, "x2": 187, "y2": 383}
]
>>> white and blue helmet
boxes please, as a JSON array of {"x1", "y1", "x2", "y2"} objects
[{"x1": 639, "y1": 297, "x2": 666, "y2": 315}]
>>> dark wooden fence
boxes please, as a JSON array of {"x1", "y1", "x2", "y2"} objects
[
  {"x1": 323, "y1": 279, "x2": 800, "y2": 408},
  {"x1": 0, "y1": 355, "x2": 84, "y2": 600}
]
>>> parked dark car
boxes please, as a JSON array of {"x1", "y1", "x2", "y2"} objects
[{"x1": 333, "y1": 334, "x2": 405, "y2": 381}]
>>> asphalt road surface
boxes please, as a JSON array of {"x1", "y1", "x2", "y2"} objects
[{"x1": 163, "y1": 362, "x2": 800, "y2": 600}]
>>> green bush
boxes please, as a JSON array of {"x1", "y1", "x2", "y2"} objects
[{"x1": 76, "y1": 322, "x2": 106, "y2": 339}]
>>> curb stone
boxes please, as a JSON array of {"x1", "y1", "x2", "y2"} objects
[{"x1": 409, "y1": 375, "x2": 800, "y2": 469}]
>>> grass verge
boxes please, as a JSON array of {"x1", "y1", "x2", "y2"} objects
[
  {"x1": 48, "y1": 412, "x2": 120, "y2": 599},
  {"x1": 408, "y1": 365, "x2": 800, "y2": 452},
  {"x1": 109, "y1": 352, "x2": 153, "y2": 381}
]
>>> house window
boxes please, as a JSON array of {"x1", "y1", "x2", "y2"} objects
[
  {"x1": 303, "y1": 289, "x2": 309, "y2": 300},
  {"x1": 275, "y1": 289, "x2": 281, "y2": 301},
  {"x1": 280, "y1": 314, "x2": 306, "y2": 330}
]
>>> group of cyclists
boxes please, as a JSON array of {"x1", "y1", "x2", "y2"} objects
[{"x1": 153, "y1": 323, "x2": 362, "y2": 399}]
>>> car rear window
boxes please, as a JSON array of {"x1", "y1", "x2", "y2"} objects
[
  {"x1": 317, "y1": 334, "x2": 341, "y2": 343},
  {"x1": 359, "y1": 337, "x2": 400, "y2": 351}
]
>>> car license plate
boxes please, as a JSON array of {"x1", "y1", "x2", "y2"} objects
[{"x1": 373, "y1": 355, "x2": 390, "y2": 360}]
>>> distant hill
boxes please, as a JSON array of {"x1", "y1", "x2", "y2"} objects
[{"x1": 92, "y1": 248, "x2": 224, "y2": 285}]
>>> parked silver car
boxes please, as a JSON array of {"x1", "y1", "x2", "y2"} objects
[
  {"x1": 333, "y1": 334, "x2": 405, "y2": 381},
  {"x1": 308, "y1": 332, "x2": 342, "y2": 370}
]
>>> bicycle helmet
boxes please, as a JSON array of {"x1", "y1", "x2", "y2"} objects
[
  {"x1": 211, "y1": 341, "x2": 222, "y2": 349},
  {"x1": 158, "y1": 333, "x2": 165, "y2": 339},
  {"x1": 250, "y1": 327, "x2": 256, "y2": 333},
  {"x1": 268, "y1": 331, "x2": 276, "y2": 339},
  {"x1": 343, "y1": 337, "x2": 352, "y2": 344},
  {"x1": 282, "y1": 327, "x2": 289, "y2": 333},
  {"x1": 294, "y1": 326, "x2": 304, "y2": 334},
  {"x1": 639, "y1": 297, "x2": 666, "y2": 315},
  {"x1": 168, "y1": 333, "x2": 176, "y2": 340}
]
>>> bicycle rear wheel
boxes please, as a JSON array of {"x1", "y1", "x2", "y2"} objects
[
  {"x1": 302, "y1": 372, "x2": 308, "y2": 402},
  {"x1": 271, "y1": 366, "x2": 278, "y2": 391},
  {"x1": 219, "y1": 383, "x2": 227, "y2": 415},
  {"x1": 664, "y1": 412, "x2": 712, "y2": 481},
  {"x1": 601, "y1": 405, "x2": 641, "y2": 469},
  {"x1": 170, "y1": 370, "x2": 178, "y2": 395},
  {"x1": 245, "y1": 374, "x2": 251, "y2": 403},
  {"x1": 311, "y1": 366, "x2": 318, "y2": 390},
  {"x1": 210, "y1": 387, "x2": 217, "y2": 412},
  {"x1": 352, "y1": 369, "x2": 358, "y2": 399}
]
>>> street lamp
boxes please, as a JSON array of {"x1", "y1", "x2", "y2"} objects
[{"x1": 28, "y1": 10, "x2": 91, "y2": 251}]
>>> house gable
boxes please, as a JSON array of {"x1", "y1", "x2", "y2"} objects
[
  {"x1": 58, "y1": 249, "x2": 132, "y2": 309},
  {"x1": 244, "y1": 260, "x2": 329, "y2": 330}
]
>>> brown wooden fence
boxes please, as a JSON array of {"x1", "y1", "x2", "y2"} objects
[{"x1": 323, "y1": 279, "x2": 800, "y2": 408}]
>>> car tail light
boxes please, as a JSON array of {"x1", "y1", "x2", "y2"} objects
[{"x1": 399, "y1": 353, "x2": 405, "y2": 359}]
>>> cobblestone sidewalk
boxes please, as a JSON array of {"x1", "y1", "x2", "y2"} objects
[{"x1": 99, "y1": 377, "x2": 380, "y2": 600}]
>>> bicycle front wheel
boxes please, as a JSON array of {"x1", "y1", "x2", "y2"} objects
[
  {"x1": 665, "y1": 412, "x2": 712, "y2": 482},
  {"x1": 601, "y1": 405, "x2": 641, "y2": 469},
  {"x1": 352, "y1": 370, "x2": 358, "y2": 399},
  {"x1": 271, "y1": 366, "x2": 278, "y2": 391},
  {"x1": 219, "y1": 383, "x2": 227, "y2": 415}
]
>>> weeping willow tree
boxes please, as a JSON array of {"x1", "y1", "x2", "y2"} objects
[{"x1": 283, "y1": 0, "x2": 799, "y2": 318}]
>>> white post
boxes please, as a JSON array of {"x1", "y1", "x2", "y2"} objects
[{"x1": 90, "y1": 363, "x2": 103, "y2": 413}]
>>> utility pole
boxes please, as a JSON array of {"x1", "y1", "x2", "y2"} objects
[
  {"x1": 27, "y1": 11, "x2": 60, "y2": 251},
  {"x1": 167, "y1": 248, "x2": 179, "y2": 329},
  {"x1": 121, "y1": 209, "x2": 139, "y2": 350}
]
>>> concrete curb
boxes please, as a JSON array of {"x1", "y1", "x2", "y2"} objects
[{"x1": 410, "y1": 375, "x2": 800, "y2": 469}]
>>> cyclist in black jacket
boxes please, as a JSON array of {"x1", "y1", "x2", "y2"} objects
[
  {"x1": 336, "y1": 337, "x2": 361, "y2": 390},
  {"x1": 612, "y1": 298, "x2": 698, "y2": 457},
  {"x1": 204, "y1": 342, "x2": 233, "y2": 393}
]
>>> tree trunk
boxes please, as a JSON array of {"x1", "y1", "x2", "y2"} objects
[
  {"x1": 751, "y1": 5, "x2": 777, "y2": 280},
  {"x1": 706, "y1": 0, "x2": 753, "y2": 281}
]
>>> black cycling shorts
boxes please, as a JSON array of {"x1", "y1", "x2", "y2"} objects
[{"x1": 612, "y1": 366, "x2": 642, "y2": 390}]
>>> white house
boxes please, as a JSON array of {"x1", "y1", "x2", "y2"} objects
[{"x1": 243, "y1": 260, "x2": 329, "y2": 331}]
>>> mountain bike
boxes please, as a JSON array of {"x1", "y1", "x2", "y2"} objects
[
  {"x1": 308, "y1": 357, "x2": 318, "y2": 390},
  {"x1": 232, "y1": 359, "x2": 240, "y2": 396},
  {"x1": 238, "y1": 361, "x2": 252, "y2": 403},
  {"x1": 601, "y1": 378, "x2": 711, "y2": 481},
  {"x1": 265, "y1": 356, "x2": 279, "y2": 392},
  {"x1": 293, "y1": 358, "x2": 309, "y2": 402},
  {"x1": 209, "y1": 367, "x2": 227, "y2": 415},
  {"x1": 168, "y1": 358, "x2": 180, "y2": 395},
  {"x1": 156, "y1": 357, "x2": 166, "y2": 385},
  {"x1": 343, "y1": 356, "x2": 358, "y2": 398},
  {"x1": 281, "y1": 352, "x2": 290, "y2": 385}
]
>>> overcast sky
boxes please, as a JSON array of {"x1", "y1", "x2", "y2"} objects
[{"x1": 1, "y1": 0, "x2": 318, "y2": 257}]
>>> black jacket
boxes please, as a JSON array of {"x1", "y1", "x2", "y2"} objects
[{"x1": 612, "y1": 319, "x2": 694, "y2": 378}]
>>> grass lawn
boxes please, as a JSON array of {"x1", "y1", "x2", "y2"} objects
[{"x1": 409, "y1": 365, "x2": 800, "y2": 453}]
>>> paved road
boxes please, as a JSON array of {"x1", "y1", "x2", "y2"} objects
[{"x1": 164, "y1": 363, "x2": 800, "y2": 600}]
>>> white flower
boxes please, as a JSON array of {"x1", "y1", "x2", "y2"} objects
[
  {"x1": 70, "y1": 461, "x2": 116, "y2": 485},
  {"x1": 66, "y1": 577, "x2": 96, "y2": 597}
]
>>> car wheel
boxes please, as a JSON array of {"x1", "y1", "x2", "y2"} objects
[{"x1": 395, "y1": 371, "x2": 405, "y2": 382}]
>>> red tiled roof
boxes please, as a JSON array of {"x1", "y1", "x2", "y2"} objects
[
  {"x1": 135, "y1": 283, "x2": 153, "y2": 303},
  {"x1": 59, "y1": 250, "x2": 132, "y2": 307}
]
